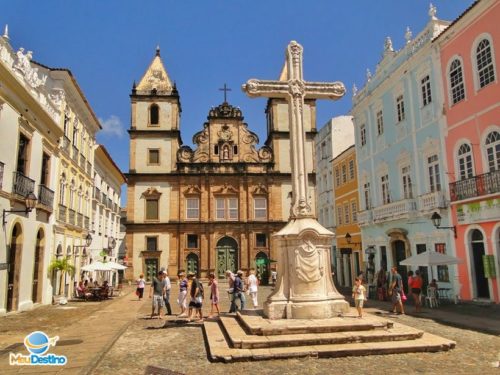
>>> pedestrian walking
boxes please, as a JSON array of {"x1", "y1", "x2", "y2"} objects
[
  {"x1": 411, "y1": 270, "x2": 423, "y2": 312},
  {"x1": 136, "y1": 274, "x2": 145, "y2": 300},
  {"x1": 247, "y1": 268, "x2": 259, "y2": 308},
  {"x1": 208, "y1": 272, "x2": 220, "y2": 318},
  {"x1": 162, "y1": 270, "x2": 172, "y2": 315},
  {"x1": 187, "y1": 272, "x2": 203, "y2": 322},
  {"x1": 149, "y1": 271, "x2": 166, "y2": 319},
  {"x1": 229, "y1": 270, "x2": 246, "y2": 313},
  {"x1": 177, "y1": 271, "x2": 188, "y2": 317},
  {"x1": 389, "y1": 267, "x2": 405, "y2": 315},
  {"x1": 352, "y1": 277, "x2": 366, "y2": 318}
]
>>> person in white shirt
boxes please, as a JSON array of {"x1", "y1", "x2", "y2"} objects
[
  {"x1": 247, "y1": 268, "x2": 259, "y2": 308},
  {"x1": 161, "y1": 269, "x2": 172, "y2": 315},
  {"x1": 352, "y1": 277, "x2": 367, "y2": 318}
]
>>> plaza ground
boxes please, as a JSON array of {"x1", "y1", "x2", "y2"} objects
[{"x1": 0, "y1": 285, "x2": 499, "y2": 374}]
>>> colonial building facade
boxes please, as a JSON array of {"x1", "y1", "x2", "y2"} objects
[
  {"x1": 315, "y1": 116, "x2": 355, "y2": 257},
  {"x1": 125, "y1": 50, "x2": 317, "y2": 282},
  {"x1": 436, "y1": 0, "x2": 500, "y2": 303},
  {"x1": 0, "y1": 30, "x2": 63, "y2": 313},
  {"x1": 352, "y1": 6, "x2": 455, "y2": 292},
  {"x1": 0, "y1": 29, "x2": 123, "y2": 313},
  {"x1": 89, "y1": 145, "x2": 126, "y2": 267},
  {"x1": 332, "y1": 145, "x2": 362, "y2": 288}
]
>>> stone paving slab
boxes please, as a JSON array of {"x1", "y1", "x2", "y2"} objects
[
  {"x1": 220, "y1": 316, "x2": 424, "y2": 349},
  {"x1": 0, "y1": 289, "x2": 145, "y2": 374},
  {"x1": 236, "y1": 310, "x2": 392, "y2": 335},
  {"x1": 206, "y1": 321, "x2": 455, "y2": 362}
]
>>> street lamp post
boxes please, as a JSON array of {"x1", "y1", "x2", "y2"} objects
[
  {"x1": 2, "y1": 192, "x2": 37, "y2": 226},
  {"x1": 73, "y1": 233, "x2": 93, "y2": 253},
  {"x1": 431, "y1": 212, "x2": 457, "y2": 238}
]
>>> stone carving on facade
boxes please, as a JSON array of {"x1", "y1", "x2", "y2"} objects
[
  {"x1": 405, "y1": 27, "x2": 413, "y2": 44},
  {"x1": 0, "y1": 42, "x2": 14, "y2": 68},
  {"x1": 352, "y1": 84, "x2": 358, "y2": 97},
  {"x1": 140, "y1": 187, "x2": 162, "y2": 198},
  {"x1": 366, "y1": 69, "x2": 372, "y2": 82},
  {"x1": 429, "y1": 3, "x2": 437, "y2": 20},
  {"x1": 184, "y1": 185, "x2": 201, "y2": 195},
  {"x1": 176, "y1": 105, "x2": 273, "y2": 165},
  {"x1": 217, "y1": 124, "x2": 233, "y2": 142},
  {"x1": 252, "y1": 183, "x2": 268, "y2": 195},
  {"x1": 208, "y1": 102, "x2": 243, "y2": 119},
  {"x1": 213, "y1": 183, "x2": 238, "y2": 195},
  {"x1": 49, "y1": 89, "x2": 65, "y2": 108},
  {"x1": 384, "y1": 37, "x2": 394, "y2": 53},
  {"x1": 294, "y1": 237, "x2": 323, "y2": 283}
]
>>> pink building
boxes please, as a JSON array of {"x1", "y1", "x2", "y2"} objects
[{"x1": 436, "y1": 0, "x2": 500, "y2": 303}]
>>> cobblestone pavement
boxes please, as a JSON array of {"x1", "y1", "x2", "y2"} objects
[{"x1": 93, "y1": 285, "x2": 500, "y2": 375}]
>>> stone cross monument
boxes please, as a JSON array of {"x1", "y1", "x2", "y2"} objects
[{"x1": 242, "y1": 41, "x2": 349, "y2": 319}]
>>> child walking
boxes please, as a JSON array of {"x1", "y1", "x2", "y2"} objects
[
  {"x1": 208, "y1": 272, "x2": 220, "y2": 318},
  {"x1": 352, "y1": 277, "x2": 367, "y2": 318}
]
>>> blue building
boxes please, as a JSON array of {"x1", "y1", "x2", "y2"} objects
[{"x1": 351, "y1": 6, "x2": 458, "y2": 294}]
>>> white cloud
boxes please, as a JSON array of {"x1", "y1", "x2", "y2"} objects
[{"x1": 98, "y1": 115, "x2": 125, "y2": 137}]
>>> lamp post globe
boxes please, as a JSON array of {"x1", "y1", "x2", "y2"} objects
[
  {"x1": 85, "y1": 233, "x2": 93, "y2": 247},
  {"x1": 25, "y1": 192, "x2": 38, "y2": 211},
  {"x1": 431, "y1": 212, "x2": 442, "y2": 228}
]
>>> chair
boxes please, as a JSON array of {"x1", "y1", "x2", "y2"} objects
[{"x1": 426, "y1": 287, "x2": 439, "y2": 308}]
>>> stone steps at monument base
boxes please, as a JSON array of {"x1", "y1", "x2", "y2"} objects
[
  {"x1": 204, "y1": 321, "x2": 456, "y2": 362},
  {"x1": 236, "y1": 311, "x2": 393, "y2": 336},
  {"x1": 220, "y1": 316, "x2": 424, "y2": 349}
]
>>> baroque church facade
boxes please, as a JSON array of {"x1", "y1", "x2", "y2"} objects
[{"x1": 125, "y1": 48, "x2": 317, "y2": 281}]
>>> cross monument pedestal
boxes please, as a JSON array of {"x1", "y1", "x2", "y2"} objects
[{"x1": 242, "y1": 41, "x2": 349, "y2": 319}]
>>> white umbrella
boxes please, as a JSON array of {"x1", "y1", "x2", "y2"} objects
[
  {"x1": 400, "y1": 251, "x2": 463, "y2": 267},
  {"x1": 106, "y1": 261, "x2": 127, "y2": 270},
  {"x1": 81, "y1": 261, "x2": 114, "y2": 272}
]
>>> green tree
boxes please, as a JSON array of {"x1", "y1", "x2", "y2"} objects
[{"x1": 47, "y1": 257, "x2": 75, "y2": 296}]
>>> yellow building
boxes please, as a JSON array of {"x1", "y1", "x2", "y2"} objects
[
  {"x1": 36, "y1": 68, "x2": 102, "y2": 298},
  {"x1": 333, "y1": 145, "x2": 362, "y2": 287}
]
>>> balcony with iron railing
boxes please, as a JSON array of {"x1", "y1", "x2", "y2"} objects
[
  {"x1": 68, "y1": 208, "x2": 76, "y2": 226},
  {"x1": 58, "y1": 204, "x2": 67, "y2": 222},
  {"x1": 373, "y1": 198, "x2": 417, "y2": 222},
  {"x1": 12, "y1": 171, "x2": 35, "y2": 198},
  {"x1": 38, "y1": 185, "x2": 54, "y2": 209},
  {"x1": 77, "y1": 212, "x2": 83, "y2": 228},
  {"x1": 450, "y1": 170, "x2": 500, "y2": 202},
  {"x1": 101, "y1": 194, "x2": 107, "y2": 206},
  {"x1": 71, "y1": 145, "x2": 79, "y2": 163}
]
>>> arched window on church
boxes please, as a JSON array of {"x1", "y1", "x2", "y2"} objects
[{"x1": 150, "y1": 104, "x2": 159, "y2": 125}]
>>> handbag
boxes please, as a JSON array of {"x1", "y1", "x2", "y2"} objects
[{"x1": 401, "y1": 290, "x2": 407, "y2": 301}]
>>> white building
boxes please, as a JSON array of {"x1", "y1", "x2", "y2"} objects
[
  {"x1": 0, "y1": 29, "x2": 64, "y2": 313},
  {"x1": 315, "y1": 116, "x2": 354, "y2": 267},
  {"x1": 88, "y1": 145, "x2": 125, "y2": 278}
]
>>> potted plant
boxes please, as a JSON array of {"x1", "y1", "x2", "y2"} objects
[{"x1": 48, "y1": 257, "x2": 76, "y2": 303}]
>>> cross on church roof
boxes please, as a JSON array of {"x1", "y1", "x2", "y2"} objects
[{"x1": 219, "y1": 83, "x2": 232, "y2": 103}]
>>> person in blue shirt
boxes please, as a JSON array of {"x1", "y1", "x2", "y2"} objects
[{"x1": 229, "y1": 270, "x2": 246, "y2": 313}]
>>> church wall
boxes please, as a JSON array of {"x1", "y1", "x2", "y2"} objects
[
  {"x1": 134, "y1": 101, "x2": 173, "y2": 130},
  {"x1": 133, "y1": 181, "x2": 171, "y2": 222},
  {"x1": 277, "y1": 139, "x2": 291, "y2": 173},
  {"x1": 134, "y1": 138, "x2": 172, "y2": 173}
]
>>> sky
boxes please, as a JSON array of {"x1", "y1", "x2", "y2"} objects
[{"x1": 1, "y1": 0, "x2": 473, "y2": 204}]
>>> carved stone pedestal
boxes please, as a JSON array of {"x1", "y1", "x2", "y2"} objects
[{"x1": 263, "y1": 218, "x2": 349, "y2": 319}]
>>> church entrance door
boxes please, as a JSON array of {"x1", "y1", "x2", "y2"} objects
[
  {"x1": 186, "y1": 253, "x2": 199, "y2": 276},
  {"x1": 216, "y1": 237, "x2": 238, "y2": 279},
  {"x1": 255, "y1": 252, "x2": 269, "y2": 285},
  {"x1": 144, "y1": 258, "x2": 158, "y2": 283}
]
